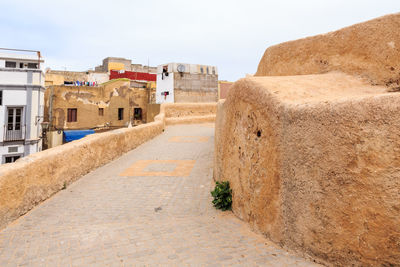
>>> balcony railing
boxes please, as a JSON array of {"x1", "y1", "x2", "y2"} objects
[{"x1": 4, "y1": 125, "x2": 26, "y2": 142}]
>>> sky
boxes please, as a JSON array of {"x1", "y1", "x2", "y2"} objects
[{"x1": 1, "y1": 0, "x2": 399, "y2": 81}]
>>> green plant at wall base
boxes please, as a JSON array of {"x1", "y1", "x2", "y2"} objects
[{"x1": 211, "y1": 181, "x2": 232, "y2": 211}]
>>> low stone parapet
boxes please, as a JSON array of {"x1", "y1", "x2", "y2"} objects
[{"x1": 0, "y1": 102, "x2": 217, "y2": 230}]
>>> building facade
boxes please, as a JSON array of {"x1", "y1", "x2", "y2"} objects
[
  {"x1": 0, "y1": 49, "x2": 45, "y2": 163},
  {"x1": 45, "y1": 57, "x2": 157, "y2": 87},
  {"x1": 109, "y1": 70, "x2": 156, "y2": 82},
  {"x1": 45, "y1": 69, "x2": 109, "y2": 87},
  {"x1": 44, "y1": 79, "x2": 153, "y2": 148},
  {"x1": 45, "y1": 79, "x2": 150, "y2": 130},
  {"x1": 156, "y1": 63, "x2": 218, "y2": 104},
  {"x1": 94, "y1": 57, "x2": 157, "y2": 74}
]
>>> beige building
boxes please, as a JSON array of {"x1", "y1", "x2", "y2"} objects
[
  {"x1": 45, "y1": 69, "x2": 109, "y2": 86},
  {"x1": 43, "y1": 79, "x2": 155, "y2": 148},
  {"x1": 45, "y1": 79, "x2": 150, "y2": 130},
  {"x1": 95, "y1": 57, "x2": 157, "y2": 73}
]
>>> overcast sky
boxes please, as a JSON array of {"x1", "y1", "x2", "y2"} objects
[{"x1": 1, "y1": 0, "x2": 399, "y2": 81}]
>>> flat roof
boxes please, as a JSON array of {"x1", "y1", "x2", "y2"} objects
[{"x1": 0, "y1": 52, "x2": 44, "y2": 62}]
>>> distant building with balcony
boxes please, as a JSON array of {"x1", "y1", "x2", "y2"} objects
[{"x1": 0, "y1": 49, "x2": 45, "y2": 163}]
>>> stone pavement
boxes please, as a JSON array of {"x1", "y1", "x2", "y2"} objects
[{"x1": 0, "y1": 124, "x2": 323, "y2": 266}]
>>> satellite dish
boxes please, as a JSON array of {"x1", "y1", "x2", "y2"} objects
[{"x1": 177, "y1": 64, "x2": 185, "y2": 73}]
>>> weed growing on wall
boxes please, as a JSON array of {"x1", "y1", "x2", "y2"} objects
[{"x1": 211, "y1": 181, "x2": 232, "y2": 211}]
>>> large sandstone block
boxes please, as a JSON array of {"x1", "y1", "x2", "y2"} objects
[
  {"x1": 214, "y1": 72, "x2": 400, "y2": 266},
  {"x1": 256, "y1": 13, "x2": 400, "y2": 91}
]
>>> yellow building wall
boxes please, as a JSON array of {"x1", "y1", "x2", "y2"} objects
[
  {"x1": 108, "y1": 62, "x2": 125, "y2": 71},
  {"x1": 45, "y1": 73, "x2": 65, "y2": 86}
]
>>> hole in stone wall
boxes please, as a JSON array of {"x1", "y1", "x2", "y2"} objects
[{"x1": 257, "y1": 130, "x2": 262, "y2": 137}]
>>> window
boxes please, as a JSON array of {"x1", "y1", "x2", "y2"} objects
[
  {"x1": 163, "y1": 65, "x2": 168, "y2": 73},
  {"x1": 162, "y1": 65, "x2": 169, "y2": 79},
  {"x1": 19, "y1": 63, "x2": 24, "y2": 68},
  {"x1": 5, "y1": 61, "x2": 16, "y2": 68},
  {"x1": 206, "y1": 67, "x2": 209, "y2": 74},
  {"x1": 27, "y1": 63, "x2": 38, "y2": 69},
  {"x1": 134, "y1": 108, "x2": 142, "y2": 120},
  {"x1": 200, "y1": 67, "x2": 204, "y2": 74},
  {"x1": 8, "y1": 147, "x2": 18, "y2": 153},
  {"x1": 67, "y1": 108, "x2": 77, "y2": 122},
  {"x1": 7, "y1": 108, "x2": 22, "y2": 131},
  {"x1": 5, "y1": 155, "x2": 20, "y2": 164},
  {"x1": 5, "y1": 108, "x2": 23, "y2": 141},
  {"x1": 118, "y1": 108, "x2": 124, "y2": 120},
  {"x1": 98, "y1": 108, "x2": 104, "y2": 116},
  {"x1": 0, "y1": 91, "x2": 2, "y2": 105}
]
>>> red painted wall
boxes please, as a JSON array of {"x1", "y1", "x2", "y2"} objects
[{"x1": 110, "y1": 70, "x2": 156, "y2": 82}]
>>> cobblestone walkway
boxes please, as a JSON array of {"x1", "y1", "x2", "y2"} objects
[{"x1": 0, "y1": 124, "x2": 322, "y2": 266}]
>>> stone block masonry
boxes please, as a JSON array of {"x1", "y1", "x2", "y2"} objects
[
  {"x1": 214, "y1": 73, "x2": 400, "y2": 266},
  {"x1": 256, "y1": 13, "x2": 400, "y2": 91}
]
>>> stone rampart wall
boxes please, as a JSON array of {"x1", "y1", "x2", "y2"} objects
[
  {"x1": 214, "y1": 77, "x2": 400, "y2": 266},
  {"x1": 0, "y1": 103, "x2": 216, "y2": 230},
  {"x1": 255, "y1": 13, "x2": 400, "y2": 91}
]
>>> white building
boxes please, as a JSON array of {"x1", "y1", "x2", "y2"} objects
[
  {"x1": 0, "y1": 49, "x2": 45, "y2": 163},
  {"x1": 156, "y1": 63, "x2": 218, "y2": 104}
]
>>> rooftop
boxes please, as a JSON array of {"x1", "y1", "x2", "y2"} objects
[{"x1": 0, "y1": 51, "x2": 43, "y2": 62}]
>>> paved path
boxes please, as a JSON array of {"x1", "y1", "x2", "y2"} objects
[{"x1": 0, "y1": 124, "x2": 322, "y2": 266}]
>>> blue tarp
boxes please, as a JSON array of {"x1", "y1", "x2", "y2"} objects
[{"x1": 63, "y1": 130, "x2": 95, "y2": 143}]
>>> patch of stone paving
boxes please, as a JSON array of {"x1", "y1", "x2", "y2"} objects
[
  {"x1": 144, "y1": 162, "x2": 178, "y2": 172},
  {"x1": 0, "y1": 124, "x2": 323, "y2": 266}
]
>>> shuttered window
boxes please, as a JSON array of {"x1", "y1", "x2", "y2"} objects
[{"x1": 67, "y1": 108, "x2": 77, "y2": 122}]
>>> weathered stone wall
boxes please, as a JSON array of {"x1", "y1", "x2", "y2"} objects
[
  {"x1": 218, "y1": 81, "x2": 233, "y2": 99},
  {"x1": 174, "y1": 89, "x2": 218, "y2": 103},
  {"x1": 0, "y1": 121, "x2": 163, "y2": 230},
  {"x1": 162, "y1": 103, "x2": 217, "y2": 125},
  {"x1": 44, "y1": 73, "x2": 65, "y2": 86},
  {"x1": 44, "y1": 80, "x2": 149, "y2": 130},
  {"x1": 214, "y1": 74, "x2": 400, "y2": 266},
  {"x1": 146, "y1": 104, "x2": 160, "y2": 123},
  {"x1": 174, "y1": 73, "x2": 218, "y2": 102},
  {"x1": 0, "y1": 103, "x2": 216, "y2": 230},
  {"x1": 256, "y1": 13, "x2": 400, "y2": 91},
  {"x1": 45, "y1": 70, "x2": 109, "y2": 86}
]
